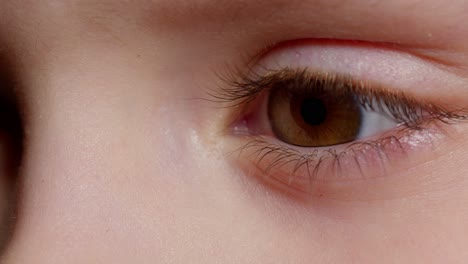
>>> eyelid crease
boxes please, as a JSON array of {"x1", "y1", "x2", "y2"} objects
[{"x1": 263, "y1": 39, "x2": 468, "y2": 78}]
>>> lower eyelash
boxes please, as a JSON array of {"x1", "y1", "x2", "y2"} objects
[{"x1": 231, "y1": 124, "x2": 438, "y2": 195}]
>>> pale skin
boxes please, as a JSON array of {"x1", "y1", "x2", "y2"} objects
[{"x1": 0, "y1": 0, "x2": 467, "y2": 263}]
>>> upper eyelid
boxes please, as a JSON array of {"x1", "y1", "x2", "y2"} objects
[
  {"x1": 216, "y1": 41, "x2": 468, "y2": 107},
  {"x1": 262, "y1": 39, "x2": 468, "y2": 77}
]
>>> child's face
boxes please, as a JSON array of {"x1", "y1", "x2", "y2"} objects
[{"x1": 0, "y1": 0, "x2": 468, "y2": 263}]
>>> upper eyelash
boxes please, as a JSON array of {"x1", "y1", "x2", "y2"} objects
[{"x1": 211, "y1": 67, "x2": 468, "y2": 128}]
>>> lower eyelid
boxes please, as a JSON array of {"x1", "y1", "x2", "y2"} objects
[{"x1": 228, "y1": 123, "x2": 448, "y2": 200}]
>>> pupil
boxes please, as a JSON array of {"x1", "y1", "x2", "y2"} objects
[{"x1": 300, "y1": 98, "x2": 327, "y2": 126}]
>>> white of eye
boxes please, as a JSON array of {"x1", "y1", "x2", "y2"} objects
[{"x1": 356, "y1": 107, "x2": 399, "y2": 139}]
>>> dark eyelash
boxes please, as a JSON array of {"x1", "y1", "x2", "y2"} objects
[
  {"x1": 211, "y1": 67, "x2": 468, "y2": 128},
  {"x1": 234, "y1": 134, "x2": 406, "y2": 185}
]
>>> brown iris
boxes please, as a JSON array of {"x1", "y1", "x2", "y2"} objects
[{"x1": 267, "y1": 83, "x2": 362, "y2": 147}]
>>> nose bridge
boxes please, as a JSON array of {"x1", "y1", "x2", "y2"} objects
[
  {"x1": 0, "y1": 56, "x2": 162, "y2": 263},
  {"x1": 0, "y1": 3, "x2": 197, "y2": 262}
]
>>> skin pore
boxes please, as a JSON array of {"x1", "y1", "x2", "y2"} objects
[{"x1": 0, "y1": 0, "x2": 467, "y2": 263}]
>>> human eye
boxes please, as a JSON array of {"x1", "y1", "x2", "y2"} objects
[{"x1": 210, "y1": 41, "x2": 468, "y2": 200}]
